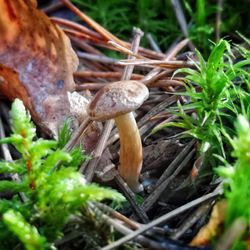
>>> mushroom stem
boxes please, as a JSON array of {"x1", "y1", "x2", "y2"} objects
[{"x1": 114, "y1": 112, "x2": 143, "y2": 192}]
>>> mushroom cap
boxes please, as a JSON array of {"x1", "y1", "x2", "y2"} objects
[{"x1": 88, "y1": 80, "x2": 149, "y2": 121}]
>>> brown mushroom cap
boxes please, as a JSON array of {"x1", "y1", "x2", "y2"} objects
[{"x1": 88, "y1": 80, "x2": 149, "y2": 121}]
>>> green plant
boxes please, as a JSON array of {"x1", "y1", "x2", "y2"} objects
[
  {"x1": 152, "y1": 39, "x2": 250, "y2": 168},
  {"x1": 184, "y1": 0, "x2": 215, "y2": 54},
  {"x1": 216, "y1": 115, "x2": 250, "y2": 250},
  {"x1": 0, "y1": 99, "x2": 125, "y2": 250},
  {"x1": 154, "y1": 41, "x2": 231, "y2": 153}
]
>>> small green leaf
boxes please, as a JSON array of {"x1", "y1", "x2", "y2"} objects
[
  {"x1": 57, "y1": 119, "x2": 73, "y2": 149},
  {"x1": 3, "y1": 210, "x2": 47, "y2": 250},
  {"x1": 10, "y1": 99, "x2": 36, "y2": 141},
  {"x1": 0, "y1": 161, "x2": 26, "y2": 174},
  {"x1": 0, "y1": 180, "x2": 28, "y2": 193}
]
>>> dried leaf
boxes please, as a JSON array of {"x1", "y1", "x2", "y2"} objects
[{"x1": 0, "y1": 0, "x2": 79, "y2": 135}]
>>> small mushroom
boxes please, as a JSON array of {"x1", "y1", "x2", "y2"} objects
[{"x1": 88, "y1": 80, "x2": 149, "y2": 192}]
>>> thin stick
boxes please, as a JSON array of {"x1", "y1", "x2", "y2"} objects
[
  {"x1": 108, "y1": 40, "x2": 144, "y2": 59},
  {"x1": 77, "y1": 51, "x2": 118, "y2": 64},
  {"x1": 75, "y1": 79, "x2": 184, "y2": 91},
  {"x1": 50, "y1": 17, "x2": 102, "y2": 40},
  {"x1": 95, "y1": 202, "x2": 140, "y2": 230},
  {"x1": 71, "y1": 37, "x2": 104, "y2": 55},
  {"x1": 74, "y1": 71, "x2": 143, "y2": 81},
  {"x1": 61, "y1": 0, "x2": 127, "y2": 48},
  {"x1": 76, "y1": 83, "x2": 107, "y2": 91},
  {"x1": 119, "y1": 59, "x2": 196, "y2": 68},
  {"x1": 63, "y1": 28, "x2": 102, "y2": 43},
  {"x1": 100, "y1": 185, "x2": 223, "y2": 250}
]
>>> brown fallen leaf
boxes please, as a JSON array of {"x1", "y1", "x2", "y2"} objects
[
  {"x1": 190, "y1": 199, "x2": 227, "y2": 246},
  {"x1": 0, "y1": 0, "x2": 79, "y2": 135}
]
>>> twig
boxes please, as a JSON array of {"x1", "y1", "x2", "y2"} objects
[
  {"x1": 63, "y1": 28, "x2": 102, "y2": 43},
  {"x1": 100, "y1": 185, "x2": 223, "y2": 250},
  {"x1": 74, "y1": 71, "x2": 143, "y2": 81},
  {"x1": 75, "y1": 79, "x2": 184, "y2": 91},
  {"x1": 77, "y1": 51, "x2": 118, "y2": 64},
  {"x1": 120, "y1": 28, "x2": 144, "y2": 79},
  {"x1": 71, "y1": 37, "x2": 105, "y2": 55},
  {"x1": 107, "y1": 40, "x2": 143, "y2": 59},
  {"x1": 152, "y1": 79, "x2": 184, "y2": 87},
  {"x1": 76, "y1": 83, "x2": 107, "y2": 91},
  {"x1": 119, "y1": 59, "x2": 196, "y2": 68},
  {"x1": 112, "y1": 28, "x2": 151, "y2": 222},
  {"x1": 110, "y1": 28, "x2": 152, "y2": 223},
  {"x1": 94, "y1": 202, "x2": 140, "y2": 230}
]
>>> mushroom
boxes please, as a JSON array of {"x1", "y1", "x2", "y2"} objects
[{"x1": 88, "y1": 80, "x2": 149, "y2": 192}]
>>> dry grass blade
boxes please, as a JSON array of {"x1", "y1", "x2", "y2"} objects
[
  {"x1": 74, "y1": 71, "x2": 143, "y2": 80},
  {"x1": 119, "y1": 59, "x2": 196, "y2": 68}
]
